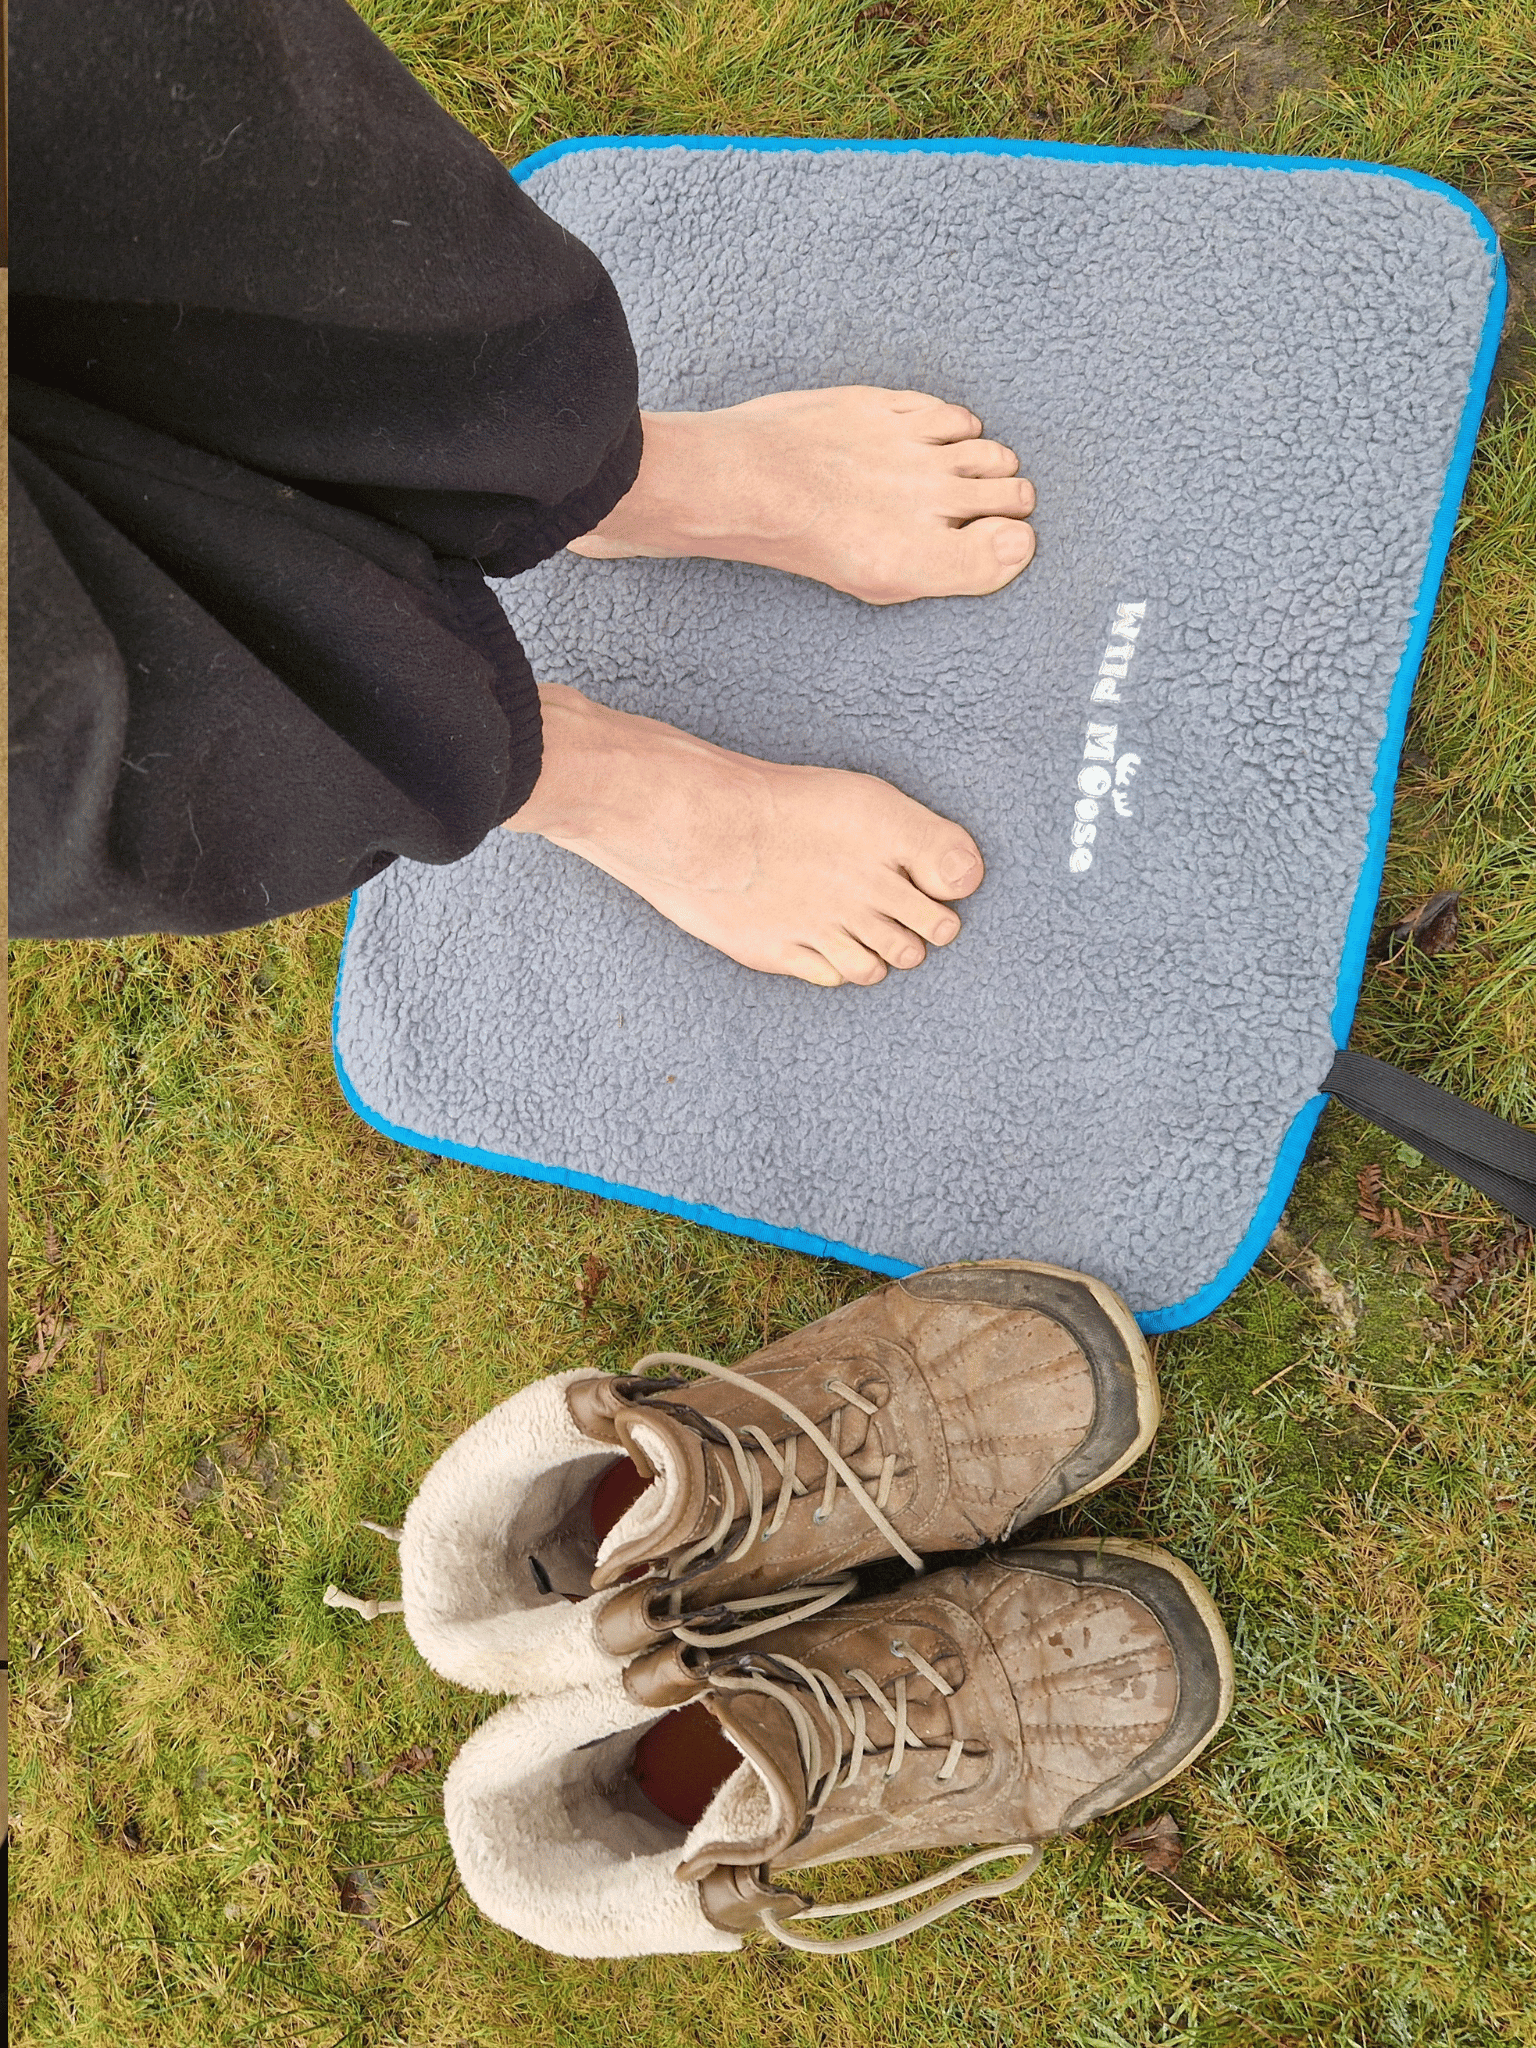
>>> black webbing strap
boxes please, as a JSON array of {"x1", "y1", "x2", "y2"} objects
[{"x1": 1323, "y1": 1049, "x2": 1536, "y2": 1226}]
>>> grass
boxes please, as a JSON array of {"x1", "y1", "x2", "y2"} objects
[{"x1": 9, "y1": 1, "x2": 1536, "y2": 2042}]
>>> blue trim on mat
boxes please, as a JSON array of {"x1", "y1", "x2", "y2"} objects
[
  {"x1": 335, "y1": 138, "x2": 1508, "y2": 1329},
  {"x1": 331, "y1": 901, "x2": 915, "y2": 1278},
  {"x1": 511, "y1": 130, "x2": 1505, "y2": 211}
]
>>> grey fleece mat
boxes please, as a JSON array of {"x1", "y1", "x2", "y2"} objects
[{"x1": 334, "y1": 139, "x2": 1503, "y2": 1329}]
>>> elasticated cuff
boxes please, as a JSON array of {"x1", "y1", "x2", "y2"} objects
[
  {"x1": 477, "y1": 412, "x2": 644, "y2": 578},
  {"x1": 434, "y1": 558, "x2": 545, "y2": 821}
]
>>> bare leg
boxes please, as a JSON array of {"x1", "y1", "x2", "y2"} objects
[
  {"x1": 567, "y1": 387, "x2": 1036, "y2": 605},
  {"x1": 506, "y1": 685, "x2": 983, "y2": 988}
]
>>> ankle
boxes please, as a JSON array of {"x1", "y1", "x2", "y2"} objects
[
  {"x1": 503, "y1": 684, "x2": 630, "y2": 840},
  {"x1": 504, "y1": 685, "x2": 760, "y2": 871},
  {"x1": 587, "y1": 411, "x2": 708, "y2": 551}
]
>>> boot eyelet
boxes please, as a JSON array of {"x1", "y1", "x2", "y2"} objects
[{"x1": 812, "y1": 1508, "x2": 829, "y2": 1524}]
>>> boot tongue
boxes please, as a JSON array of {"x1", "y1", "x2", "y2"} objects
[
  {"x1": 675, "y1": 1687, "x2": 812, "y2": 1879},
  {"x1": 590, "y1": 1407, "x2": 716, "y2": 1589}
]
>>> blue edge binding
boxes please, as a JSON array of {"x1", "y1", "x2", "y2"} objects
[{"x1": 333, "y1": 134, "x2": 1508, "y2": 1334}]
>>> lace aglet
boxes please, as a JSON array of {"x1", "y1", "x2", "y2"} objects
[{"x1": 323, "y1": 1584, "x2": 405, "y2": 1622}]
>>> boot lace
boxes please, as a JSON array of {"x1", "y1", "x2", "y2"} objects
[
  {"x1": 628, "y1": 1351, "x2": 924, "y2": 1649},
  {"x1": 711, "y1": 1645, "x2": 1040, "y2": 1954}
]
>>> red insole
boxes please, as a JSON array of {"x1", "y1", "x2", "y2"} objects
[
  {"x1": 595, "y1": 1462, "x2": 744, "y2": 1825},
  {"x1": 589, "y1": 1455, "x2": 652, "y2": 1543},
  {"x1": 632, "y1": 1703, "x2": 743, "y2": 1827}
]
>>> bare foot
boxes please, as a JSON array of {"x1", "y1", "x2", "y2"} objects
[
  {"x1": 566, "y1": 387, "x2": 1036, "y2": 605},
  {"x1": 506, "y1": 685, "x2": 984, "y2": 986}
]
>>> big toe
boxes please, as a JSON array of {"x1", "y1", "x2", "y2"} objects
[
  {"x1": 960, "y1": 517, "x2": 1036, "y2": 592},
  {"x1": 906, "y1": 825, "x2": 985, "y2": 904}
]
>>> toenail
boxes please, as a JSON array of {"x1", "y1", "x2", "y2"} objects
[
  {"x1": 994, "y1": 526, "x2": 1034, "y2": 567},
  {"x1": 941, "y1": 847, "x2": 978, "y2": 885},
  {"x1": 934, "y1": 915, "x2": 960, "y2": 944}
]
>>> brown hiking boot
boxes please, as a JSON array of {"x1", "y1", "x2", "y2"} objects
[
  {"x1": 440, "y1": 1538, "x2": 1232, "y2": 1956},
  {"x1": 568, "y1": 1260, "x2": 1158, "y2": 1655},
  {"x1": 628, "y1": 1540, "x2": 1233, "y2": 1951}
]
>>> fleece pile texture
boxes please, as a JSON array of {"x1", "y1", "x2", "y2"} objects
[
  {"x1": 444, "y1": 1672, "x2": 742, "y2": 1956},
  {"x1": 399, "y1": 1369, "x2": 630, "y2": 1696},
  {"x1": 335, "y1": 141, "x2": 1499, "y2": 1323}
]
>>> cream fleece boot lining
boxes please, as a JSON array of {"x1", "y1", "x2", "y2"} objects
[
  {"x1": 680, "y1": 1755, "x2": 783, "y2": 1869},
  {"x1": 400, "y1": 1368, "x2": 628, "y2": 1694},
  {"x1": 444, "y1": 1671, "x2": 741, "y2": 1957},
  {"x1": 594, "y1": 1419, "x2": 679, "y2": 1572}
]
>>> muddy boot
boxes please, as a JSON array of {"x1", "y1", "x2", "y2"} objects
[
  {"x1": 401, "y1": 1260, "x2": 1158, "y2": 1694},
  {"x1": 443, "y1": 1539, "x2": 1232, "y2": 1957}
]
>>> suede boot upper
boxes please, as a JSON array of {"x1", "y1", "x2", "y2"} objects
[
  {"x1": 625, "y1": 1542, "x2": 1231, "y2": 1933},
  {"x1": 565, "y1": 1260, "x2": 1156, "y2": 1650}
]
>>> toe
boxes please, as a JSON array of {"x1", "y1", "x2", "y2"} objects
[
  {"x1": 946, "y1": 477, "x2": 1037, "y2": 523},
  {"x1": 783, "y1": 945, "x2": 845, "y2": 988},
  {"x1": 951, "y1": 516, "x2": 1037, "y2": 591},
  {"x1": 876, "y1": 877, "x2": 964, "y2": 947},
  {"x1": 884, "y1": 389, "x2": 981, "y2": 433},
  {"x1": 903, "y1": 827, "x2": 985, "y2": 905},
  {"x1": 852, "y1": 912, "x2": 930, "y2": 972},
  {"x1": 907, "y1": 399, "x2": 985, "y2": 444},
  {"x1": 947, "y1": 439, "x2": 1021, "y2": 481},
  {"x1": 818, "y1": 929, "x2": 890, "y2": 987}
]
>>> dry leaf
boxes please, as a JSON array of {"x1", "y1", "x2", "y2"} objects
[
  {"x1": 1268, "y1": 1224, "x2": 1358, "y2": 1332},
  {"x1": 857, "y1": 1, "x2": 912, "y2": 22},
  {"x1": 855, "y1": 0, "x2": 934, "y2": 42},
  {"x1": 180, "y1": 1452, "x2": 224, "y2": 1507},
  {"x1": 119, "y1": 1819, "x2": 145, "y2": 1855},
  {"x1": 1360, "y1": 1157, "x2": 1523, "y2": 1292},
  {"x1": 1357, "y1": 1163, "x2": 1386, "y2": 1222},
  {"x1": 1385, "y1": 890, "x2": 1461, "y2": 958},
  {"x1": 1357, "y1": 1162, "x2": 1453, "y2": 1259},
  {"x1": 1116, "y1": 1811, "x2": 1184, "y2": 1877},
  {"x1": 1430, "y1": 1223, "x2": 1533, "y2": 1308},
  {"x1": 579, "y1": 1253, "x2": 609, "y2": 1323},
  {"x1": 179, "y1": 1434, "x2": 294, "y2": 1509},
  {"x1": 1375, "y1": 1208, "x2": 1451, "y2": 1257},
  {"x1": 23, "y1": 1306, "x2": 73, "y2": 1379},
  {"x1": 374, "y1": 1743, "x2": 437, "y2": 1786},
  {"x1": 337, "y1": 1867, "x2": 381, "y2": 1926}
]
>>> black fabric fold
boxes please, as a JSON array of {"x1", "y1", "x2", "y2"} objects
[
  {"x1": 8, "y1": 0, "x2": 642, "y2": 939},
  {"x1": 9, "y1": 0, "x2": 641, "y2": 542},
  {"x1": 10, "y1": 436, "x2": 536, "y2": 938}
]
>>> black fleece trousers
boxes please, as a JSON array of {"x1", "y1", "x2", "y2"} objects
[{"x1": 8, "y1": 0, "x2": 642, "y2": 939}]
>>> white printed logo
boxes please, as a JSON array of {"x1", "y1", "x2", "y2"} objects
[{"x1": 1069, "y1": 602, "x2": 1146, "y2": 875}]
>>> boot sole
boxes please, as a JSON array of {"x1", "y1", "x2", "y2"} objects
[
  {"x1": 900, "y1": 1258, "x2": 1160, "y2": 1523},
  {"x1": 1010, "y1": 1536, "x2": 1236, "y2": 1819}
]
